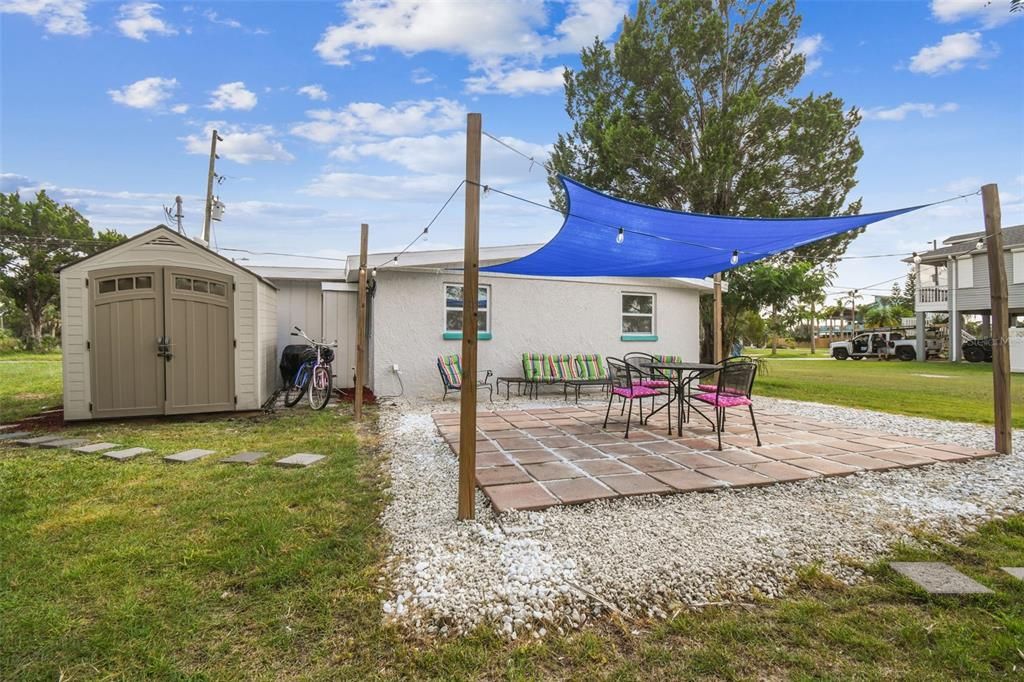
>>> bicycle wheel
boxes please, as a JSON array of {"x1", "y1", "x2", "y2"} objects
[
  {"x1": 309, "y1": 364, "x2": 332, "y2": 410},
  {"x1": 284, "y1": 367, "x2": 310, "y2": 407}
]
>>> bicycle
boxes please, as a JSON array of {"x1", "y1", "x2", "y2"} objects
[{"x1": 281, "y1": 326, "x2": 337, "y2": 410}]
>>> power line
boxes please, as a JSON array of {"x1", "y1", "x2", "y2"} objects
[{"x1": 482, "y1": 131, "x2": 554, "y2": 173}]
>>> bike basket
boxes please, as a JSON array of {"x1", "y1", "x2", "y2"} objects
[
  {"x1": 321, "y1": 347, "x2": 335, "y2": 364},
  {"x1": 280, "y1": 344, "x2": 317, "y2": 384}
]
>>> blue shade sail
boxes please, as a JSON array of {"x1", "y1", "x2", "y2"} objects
[{"x1": 482, "y1": 176, "x2": 927, "y2": 278}]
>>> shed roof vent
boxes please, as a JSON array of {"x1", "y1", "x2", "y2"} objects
[{"x1": 143, "y1": 235, "x2": 185, "y2": 248}]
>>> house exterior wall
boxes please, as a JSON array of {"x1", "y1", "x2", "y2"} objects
[
  {"x1": 954, "y1": 252, "x2": 1024, "y2": 311},
  {"x1": 370, "y1": 269, "x2": 704, "y2": 399},
  {"x1": 60, "y1": 230, "x2": 271, "y2": 418},
  {"x1": 270, "y1": 279, "x2": 324, "y2": 357}
]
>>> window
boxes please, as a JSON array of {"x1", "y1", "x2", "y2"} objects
[
  {"x1": 444, "y1": 283, "x2": 490, "y2": 334},
  {"x1": 98, "y1": 279, "x2": 116, "y2": 294},
  {"x1": 135, "y1": 275, "x2": 152, "y2": 289},
  {"x1": 621, "y1": 293, "x2": 655, "y2": 334},
  {"x1": 175, "y1": 276, "x2": 192, "y2": 291},
  {"x1": 957, "y1": 256, "x2": 974, "y2": 289}
]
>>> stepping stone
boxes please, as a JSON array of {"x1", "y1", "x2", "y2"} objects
[
  {"x1": 274, "y1": 453, "x2": 325, "y2": 468},
  {"x1": 1001, "y1": 567, "x2": 1024, "y2": 580},
  {"x1": 73, "y1": 442, "x2": 120, "y2": 454},
  {"x1": 0, "y1": 431, "x2": 30, "y2": 441},
  {"x1": 163, "y1": 448, "x2": 216, "y2": 463},
  {"x1": 40, "y1": 438, "x2": 91, "y2": 449},
  {"x1": 220, "y1": 451, "x2": 268, "y2": 464},
  {"x1": 14, "y1": 435, "x2": 62, "y2": 446},
  {"x1": 889, "y1": 562, "x2": 993, "y2": 595},
  {"x1": 103, "y1": 447, "x2": 152, "y2": 461}
]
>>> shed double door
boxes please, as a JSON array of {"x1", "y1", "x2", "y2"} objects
[{"x1": 90, "y1": 266, "x2": 234, "y2": 418}]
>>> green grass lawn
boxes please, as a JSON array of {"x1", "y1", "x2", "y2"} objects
[
  {"x1": 0, "y1": 352, "x2": 62, "y2": 423},
  {"x1": 2, "y1": 356, "x2": 1023, "y2": 679},
  {"x1": 755, "y1": 357, "x2": 1024, "y2": 428}
]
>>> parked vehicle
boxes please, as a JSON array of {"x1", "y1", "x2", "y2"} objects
[
  {"x1": 829, "y1": 329, "x2": 936, "y2": 361},
  {"x1": 962, "y1": 338, "x2": 993, "y2": 363}
]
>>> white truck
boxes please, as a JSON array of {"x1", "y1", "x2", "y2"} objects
[{"x1": 829, "y1": 330, "x2": 940, "y2": 361}]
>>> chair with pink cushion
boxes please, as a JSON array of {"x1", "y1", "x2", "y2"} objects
[
  {"x1": 603, "y1": 357, "x2": 667, "y2": 438},
  {"x1": 690, "y1": 359, "x2": 762, "y2": 450}
]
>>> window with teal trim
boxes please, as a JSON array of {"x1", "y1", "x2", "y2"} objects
[
  {"x1": 444, "y1": 283, "x2": 490, "y2": 335},
  {"x1": 621, "y1": 292, "x2": 655, "y2": 335}
]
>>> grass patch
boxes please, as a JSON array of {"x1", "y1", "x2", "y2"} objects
[
  {"x1": 755, "y1": 358, "x2": 1023, "y2": 427},
  {"x1": 0, "y1": 351, "x2": 62, "y2": 422}
]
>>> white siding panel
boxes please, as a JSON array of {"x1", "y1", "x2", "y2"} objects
[
  {"x1": 61, "y1": 274, "x2": 91, "y2": 420},
  {"x1": 234, "y1": 277, "x2": 258, "y2": 409},
  {"x1": 271, "y1": 280, "x2": 324, "y2": 354},
  {"x1": 1013, "y1": 251, "x2": 1024, "y2": 285},
  {"x1": 957, "y1": 255, "x2": 974, "y2": 289},
  {"x1": 322, "y1": 290, "x2": 357, "y2": 389},
  {"x1": 371, "y1": 270, "x2": 704, "y2": 399},
  {"x1": 256, "y1": 283, "x2": 278, "y2": 399}
]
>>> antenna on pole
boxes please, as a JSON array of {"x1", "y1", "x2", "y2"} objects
[{"x1": 201, "y1": 129, "x2": 223, "y2": 247}]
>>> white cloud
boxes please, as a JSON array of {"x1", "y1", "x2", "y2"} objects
[
  {"x1": 116, "y1": 2, "x2": 176, "y2": 41},
  {"x1": 0, "y1": 0, "x2": 91, "y2": 36},
  {"x1": 108, "y1": 76, "x2": 178, "y2": 110},
  {"x1": 302, "y1": 172, "x2": 459, "y2": 200},
  {"x1": 909, "y1": 31, "x2": 989, "y2": 74},
  {"x1": 170, "y1": 103, "x2": 189, "y2": 114},
  {"x1": 297, "y1": 84, "x2": 329, "y2": 101},
  {"x1": 313, "y1": 1, "x2": 624, "y2": 95},
  {"x1": 862, "y1": 101, "x2": 959, "y2": 121},
  {"x1": 290, "y1": 98, "x2": 466, "y2": 144},
  {"x1": 182, "y1": 123, "x2": 293, "y2": 164},
  {"x1": 207, "y1": 81, "x2": 258, "y2": 111},
  {"x1": 464, "y1": 63, "x2": 566, "y2": 96},
  {"x1": 203, "y1": 8, "x2": 268, "y2": 35},
  {"x1": 353, "y1": 132, "x2": 551, "y2": 177},
  {"x1": 411, "y1": 68, "x2": 434, "y2": 84},
  {"x1": 931, "y1": 0, "x2": 1018, "y2": 29},
  {"x1": 794, "y1": 34, "x2": 825, "y2": 74}
]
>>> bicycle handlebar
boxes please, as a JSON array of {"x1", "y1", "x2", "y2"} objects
[{"x1": 290, "y1": 327, "x2": 337, "y2": 348}]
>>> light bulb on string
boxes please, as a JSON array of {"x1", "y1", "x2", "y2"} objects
[
  {"x1": 912, "y1": 252, "x2": 921, "y2": 265},
  {"x1": 616, "y1": 227, "x2": 624, "y2": 244},
  {"x1": 730, "y1": 250, "x2": 739, "y2": 266},
  {"x1": 975, "y1": 237, "x2": 984, "y2": 250},
  {"x1": 370, "y1": 267, "x2": 377, "y2": 277}
]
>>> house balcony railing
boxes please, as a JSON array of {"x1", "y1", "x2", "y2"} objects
[{"x1": 917, "y1": 286, "x2": 949, "y2": 304}]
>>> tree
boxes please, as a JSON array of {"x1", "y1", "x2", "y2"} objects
[
  {"x1": 548, "y1": 0, "x2": 863, "y2": 359},
  {"x1": 0, "y1": 191, "x2": 125, "y2": 348},
  {"x1": 865, "y1": 302, "x2": 910, "y2": 329}
]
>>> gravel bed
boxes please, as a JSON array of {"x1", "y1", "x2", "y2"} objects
[{"x1": 377, "y1": 395, "x2": 1024, "y2": 638}]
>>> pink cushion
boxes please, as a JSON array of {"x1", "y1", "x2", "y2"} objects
[
  {"x1": 641, "y1": 379, "x2": 671, "y2": 388},
  {"x1": 613, "y1": 385, "x2": 660, "y2": 399},
  {"x1": 696, "y1": 383, "x2": 716, "y2": 392},
  {"x1": 693, "y1": 392, "x2": 751, "y2": 408}
]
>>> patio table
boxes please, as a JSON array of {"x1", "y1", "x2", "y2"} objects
[{"x1": 639, "y1": 360, "x2": 720, "y2": 435}]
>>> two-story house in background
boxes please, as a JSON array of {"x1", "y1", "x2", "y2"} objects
[{"x1": 910, "y1": 224, "x2": 1024, "y2": 365}]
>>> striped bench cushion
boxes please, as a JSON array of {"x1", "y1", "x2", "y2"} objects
[
  {"x1": 574, "y1": 354, "x2": 607, "y2": 380},
  {"x1": 438, "y1": 354, "x2": 462, "y2": 388},
  {"x1": 522, "y1": 353, "x2": 554, "y2": 381},
  {"x1": 549, "y1": 354, "x2": 580, "y2": 380}
]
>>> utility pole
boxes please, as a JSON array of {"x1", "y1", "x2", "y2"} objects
[
  {"x1": 809, "y1": 299, "x2": 817, "y2": 354},
  {"x1": 173, "y1": 195, "x2": 185, "y2": 235},
  {"x1": 981, "y1": 184, "x2": 1012, "y2": 455},
  {"x1": 458, "y1": 112, "x2": 482, "y2": 521},
  {"x1": 355, "y1": 223, "x2": 369, "y2": 422},
  {"x1": 202, "y1": 129, "x2": 222, "y2": 245}
]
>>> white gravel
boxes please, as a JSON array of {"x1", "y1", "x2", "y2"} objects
[{"x1": 377, "y1": 395, "x2": 1024, "y2": 638}]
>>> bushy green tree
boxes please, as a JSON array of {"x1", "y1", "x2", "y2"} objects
[
  {"x1": 0, "y1": 191, "x2": 124, "y2": 348},
  {"x1": 548, "y1": 0, "x2": 863, "y2": 359}
]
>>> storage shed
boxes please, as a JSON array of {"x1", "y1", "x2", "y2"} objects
[{"x1": 59, "y1": 225, "x2": 278, "y2": 420}]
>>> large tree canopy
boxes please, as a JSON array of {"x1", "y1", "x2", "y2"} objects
[
  {"x1": 548, "y1": 0, "x2": 862, "y2": 357},
  {"x1": 0, "y1": 191, "x2": 124, "y2": 348}
]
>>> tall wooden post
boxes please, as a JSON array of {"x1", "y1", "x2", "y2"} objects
[
  {"x1": 458, "y1": 113, "x2": 482, "y2": 520},
  {"x1": 713, "y1": 273, "x2": 723, "y2": 362},
  {"x1": 982, "y1": 184, "x2": 1012, "y2": 455},
  {"x1": 809, "y1": 299, "x2": 817, "y2": 354},
  {"x1": 354, "y1": 223, "x2": 368, "y2": 422}
]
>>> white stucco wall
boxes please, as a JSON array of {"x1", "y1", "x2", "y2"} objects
[{"x1": 370, "y1": 269, "x2": 706, "y2": 399}]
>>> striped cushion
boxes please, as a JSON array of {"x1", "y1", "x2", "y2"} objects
[
  {"x1": 438, "y1": 354, "x2": 462, "y2": 388},
  {"x1": 522, "y1": 353, "x2": 552, "y2": 381},
  {"x1": 653, "y1": 354, "x2": 683, "y2": 364},
  {"x1": 574, "y1": 354, "x2": 607, "y2": 380},
  {"x1": 549, "y1": 354, "x2": 579, "y2": 380}
]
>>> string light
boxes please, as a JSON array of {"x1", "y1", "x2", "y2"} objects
[
  {"x1": 912, "y1": 252, "x2": 921, "y2": 265},
  {"x1": 616, "y1": 227, "x2": 625, "y2": 244},
  {"x1": 370, "y1": 267, "x2": 377, "y2": 277},
  {"x1": 730, "y1": 250, "x2": 740, "y2": 265},
  {"x1": 975, "y1": 237, "x2": 985, "y2": 250}
]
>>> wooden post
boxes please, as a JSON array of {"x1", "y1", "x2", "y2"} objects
[
  {"x1": 713, "y1": 273, "x2": 723, "y2": 362},
  {"x1": 458, "y1": 113, "x2": 482, "y2": 520},
  {"x1": 809, "y1": 300, "x2": 816, "y2": 354},
  {"x1": 982, "y1": 184, "x2": 1012, "y2": 455},
  {"x1": 202, "y1": 129, "x2": 220, "y2": 245},
  {"x1": 354, "y1": 223, "x2": 368, "y2": 422}
]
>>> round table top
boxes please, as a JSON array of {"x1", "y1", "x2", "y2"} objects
[{"x1": 639, "y1": 361, "x2": 720, "y2": 371}]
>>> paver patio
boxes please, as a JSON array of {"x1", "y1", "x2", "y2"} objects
[{"x1": 432, "y1": 405, "x2": 1001, "y2": 513}]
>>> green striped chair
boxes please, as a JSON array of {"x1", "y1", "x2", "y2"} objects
[
  {"x1": 561, "y1": 353, "x2": 611, "y2": 403},
  {"x1": 437, "y1": 353, "x2": 493, "y2": 401}
]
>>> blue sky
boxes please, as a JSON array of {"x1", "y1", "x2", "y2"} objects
[{"x1": 1, "y1": 0, "x2": 1022, "y2": 301}]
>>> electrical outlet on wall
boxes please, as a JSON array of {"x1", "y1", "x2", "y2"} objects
[{"x1": 392, "y1": 363, "x2": 400, "y2": 373}]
